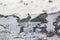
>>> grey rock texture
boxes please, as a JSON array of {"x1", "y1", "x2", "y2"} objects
[
  {"x1": 31, "y1": 13, "x2": 48, "y2": 23},
  {"x1": 0, "y1": 11, "x2": 60, "y2": 40}
]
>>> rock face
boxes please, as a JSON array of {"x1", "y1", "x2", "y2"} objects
[
  {"x1": 0, "y1": 11, "x2": 60, "y2": 40},
  {"x1": 31, "y1": 13, "x2": 48, "y2": 23},
  {"x1": 53, "y1": 15, "x2": 60, "y2": 34}
]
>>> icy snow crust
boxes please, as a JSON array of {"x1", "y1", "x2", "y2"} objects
[{"x1": 0, "y1": 12, "x2": 60, "y2": 40}]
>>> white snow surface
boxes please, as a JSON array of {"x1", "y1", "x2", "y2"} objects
[
  {"x1": 0, "y1": 0, "x2": 60, "y2": 40},
  {"x1": 0, "y1": 0, "x2": 60, "y2": 19}
]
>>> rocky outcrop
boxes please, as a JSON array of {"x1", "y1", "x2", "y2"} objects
[
  {"x1": 53, "y1": 15, "x2": 60, "y2": 35},
  {"x1": 31, "y1": 13, "x2": 48, "y2": 23},
  {"x1": 0, "y1": 11, "x2": 60, "y2": 40}
]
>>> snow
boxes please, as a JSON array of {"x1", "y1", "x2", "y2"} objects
[
  {"x1": 0, "y1": 13, "x2": 60, "y2": 40},
  {"x1": 47, "y1": 35, "x2": 60, "y2": 40},
  {"x1": 46, "y1": 13, "x2": 59, "y2": 32},
  {"x1": 0, "y1": 0, "x2": 60, "y2": 18},
  {"x1": 0, "y1": 0, "x2": 60, "y2": 40},
  {"x1": 58, "y1": 30, "x2": 60, "y2": 33}
]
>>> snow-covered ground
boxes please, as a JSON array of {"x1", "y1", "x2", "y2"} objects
[
  {"x1": 0, "y1": 0, "x2": 60, "y2": 18},
  {"x1": 0, "y1": 0, "x2": 60, "y2": 40},
  {"x1": 0, "y1": 12, "x2": 60, "y2": 40}
]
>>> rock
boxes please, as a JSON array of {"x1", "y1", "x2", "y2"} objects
[
  {"x1": 48, "y1": 0, "x2": 53, "y2": 3},
  {"x1": 40, "y1": 25, "x2": 48, "y2": 33},
  {"x1": 38, "y1": 38, "x2": 42, "y2": 40},
  {"x1": 53, "y1": 15, "x2": 60, "y2": 34},
  {"x1": 19, "y1": 26, "x2": 24, "y2": 33},
  {"x1": 31, "y1": 13, "x2": 48, "y2": 23},
  {"x1": 47, "y1": 32, "x2": 55, "y2": 37},
  {"x1": 0, "y1": 14, "x2": 4, "y2": 17}
]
